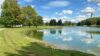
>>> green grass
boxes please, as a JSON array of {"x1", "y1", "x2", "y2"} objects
[{"x1": 0, "y1": 26, "x2": 95, "y2": 56}]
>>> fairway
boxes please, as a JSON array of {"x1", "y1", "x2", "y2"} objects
[
  {"x1": 0, "y1": 28, "x2": 32, "y2": 56},
  {"x1": 0, "y1": 27, "x2": 59, "y2": 56},
  {"x1": 0, "y1": 27, "x2": 44, "y2": 56}
]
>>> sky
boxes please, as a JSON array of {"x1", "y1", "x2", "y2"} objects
[{"x1": 0, "y1": 0, "x2": 100, "y2": 23}]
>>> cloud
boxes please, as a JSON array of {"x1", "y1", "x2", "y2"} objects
[
  {"x1": 47, "y1": 1, "x2": 70, "y2": 7},
  {"x1": 81, "y1": 7, "x2": 95, "y2": 13},
  {"x1": 55, "y1": 10, "x2": 73, "y2": 16},
  {"x1": 87, "y1": 0, "x2": 100, "y2": 3},
  {"x1": 24, "y1": 0, "x2": 32, "y2": 2},
  {"x1": 41, "y1": 6, "x2": 51, "y2": 9},
  {"x1": 71, "y1": 15, "x2": 87, "y2": 23},
  {"x1": 43, "y1": 16, "x2": 51, "y2": 23},
  {"x1": 55, "y1": 12, "x2": 59, "y2": 15},
  {"x1": 55, "y1": 12, "x2": 63, "y2": 16},
  {"x1": 62, "y1": 10, "x2": 73, "y2": 15},
  {"x1": 0, "y1": 0, "x2": 4, "y2": 15},
  {"x1": 87, "y1": 0, "x2": 100, "y2": 7},
  {"x1": 43, "y1": 14, "x2": 87, "y2": 23},
  {"x1": 31, "y1": 5, "x2": 35, "y2": 8},
  {"x1": 0, "y1": 0, "x2": 4, "y2": 5},
  {"x1": 97, "y1": 3, "x2": 100, "y2": 6},
  {"x1": 43, "y1": 15, "x2": 71, "y2": 23}
]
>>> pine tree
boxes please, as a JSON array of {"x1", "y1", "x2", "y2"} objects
[{"x1": 57, "y1": 20, "x2": 62, "y2": 26}]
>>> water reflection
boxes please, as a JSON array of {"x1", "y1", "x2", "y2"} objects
[
  {"x1": 62, "y1": 37, "x2": 73, "y2": 42},
  {"x1": 28, "y1": 27, "x2": 100, "y2": 56},
  {"x1": 26, "y1": 30, "x2": 43, "y2": 40},
  {"x1": 50, "y1": 29, "x2": 56, "y2": 34},
  {"x1": 58, "y1": 30, "x2": 62, "y2": 34},
  {"x1": 40, "y1": 27, "x2": 100, "y2": 56},
  {"x1": 82, "y1": 37, "x2": 94, "y2": 44},
  {"x1": 87, "y1": 31, "x2": 100, "y2": 34}
]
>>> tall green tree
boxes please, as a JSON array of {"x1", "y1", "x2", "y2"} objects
[
  {"x1": 57, "y1": 20, "x2": 62, "y2": 26},
  {"x1": 1, "y1": 0, "x2": 23, "y2": 27},
  {"x1": 49, "y1": 19, "x2": 57, "y2": 26},
  {"x1": 36, "y1": 16, "x2": 43, "y2": 26},
  {"x1": 22, "y1": 6, "x2": 41, "y2": 27}
]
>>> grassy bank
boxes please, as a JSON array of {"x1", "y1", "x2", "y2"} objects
[{"x1": 0, "y1": 26, "x2": 95, "y2": 56}]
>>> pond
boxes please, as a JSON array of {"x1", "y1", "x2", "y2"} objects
[{"x1": 29, "y1": 26, "x2": 100, "y2": 56}]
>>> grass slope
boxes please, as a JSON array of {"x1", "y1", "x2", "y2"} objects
[{"x1": 0, "y1": 26, "x2": 95, "y2": 56}]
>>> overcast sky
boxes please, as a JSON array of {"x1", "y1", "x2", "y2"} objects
[{"x1": 0, "y1": 0, "x2": 100, "y2": 23}]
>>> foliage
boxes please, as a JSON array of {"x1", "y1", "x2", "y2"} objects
[
  {"x1": 1, "y1": 0, "x2": 23, "y2": 27},
  {"x1": 63, "y1": 21, "x2": 76, "y2": 26},
  {"x1": 77, "y1": 17, "x2": 100, "y2": 26},
  {"x1": 57, "y1": 19, "x2": 63, "y2": 26},
  {"x1": 0, "y1": 0, "x2": 43, "y2": 27},
  {"x1": 49, "y1": 19, "x2": 57, "y2": 26},
  {"x1": 26, "y1": 30, "x2": 43, "y2": 40}
]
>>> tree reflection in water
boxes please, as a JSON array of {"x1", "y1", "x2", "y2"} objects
[
  {"x1": 26, "y1": 30, "x2": 43, "y2": 40},
  {"x1": 50, "y1": 29, "x2": 56, "y2": 34},
  {"x1": 58, "y1": 29, "x2": 62, "y2": 34}
]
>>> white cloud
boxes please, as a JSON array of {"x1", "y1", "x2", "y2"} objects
[
  {"x1": 42, "y1": 1, "x2": 70, "y2": 9},
  {"x1": 43, "y1": 15, "x2": 87, "y2": 23},
  {"x1": 41, "y1": 6, "x2": 51, "y2": 9},
  {"x1": 43, "y1": 15, "x2": 71, "y2": 23},
  {"x1": 43, "y1": 16, "x2": 51, "y2": 23},
  {"x1": 87, "y1": 0, "x2": 100, "y2": 3},
  {"x1": 81, "y1": 7, "x2": 95, "y2": 13},
  {"x1": 62, "y1": 10, "x2": 73, "y2": 15},
  {"x1": 0, "y1": 0, "x2": 4, "y2": 15},
  {"x1": 31, "y1": 5, "x2": 35, "y2": 8},
  {"x1": 0, "y1": 0, "x2": 4, "y2": 5},
  {"x1": 55, "y1": 10, "x2": 73, "y2": 16},
  {"x1": 87, "y1": 0, "x2": 100, "y2": 8},
  {"x1": 59, "y1": 16, "x2": 70, "y2": 22},
  {"x1": 71, "y1": 15, "x2": 87, "y2": 23},
  {"x1": 55, "y1": 12, "x2": 58, "y2": 15},
  {"x1": 47, "y1": 1, "x2": 70, "y2": 7},
  {"x1": 97, "y1": 3, "x2": 100, "y2": 6},
  {"x1": 24, "y1": 0, "x2": 32, "y2": 2}
]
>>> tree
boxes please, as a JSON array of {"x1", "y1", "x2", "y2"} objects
[
  {"x1": 77, "y1": 17, "x2": 100, "y2": 26},
  {"x1": 57, "y1": 20, "x2": 63, "y2": 26},
  {"x1": 96, "y1": 17, "x2": 100, "y2": 25},
  {"x1": 63, "y1": 21, "x2": 76, "y2": 26},
  {"x1": 1, "y1": 0, "x2": 23, "y2": 27},
  {"x1": 49, "y1": 19, "x2": 57, "y2": 26},
  {"x1": 36, "y1": 16, "x2": 43, "y2": 26},
  {"x1": 44, "y1": 22, "x2": 49, "y2": 26},
  {"x1": 22, "y1": 6, "x2": 37, "y2": 27}
]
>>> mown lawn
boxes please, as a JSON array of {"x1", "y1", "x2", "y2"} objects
[{"x1": 0, "y1": 26, "x2": 95, "y2": 56}]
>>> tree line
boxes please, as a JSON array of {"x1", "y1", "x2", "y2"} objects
[
  {"x1": 45, "y1": 19, "x2": 75, "y2": 26},
  {"x1": 77, "y1": 17, "x2": 100, "y2": 26},
  {"x1": 0, "y1": 0, "x2": 79, "y2": 27},
  {"x1": 0, "y1": 0, "x2": 43, "y2": 27},
  {"x1": 0, "y1": 0, "x2": 99, "y2": 27}
]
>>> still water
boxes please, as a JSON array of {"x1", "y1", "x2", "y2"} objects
[{"x1": 32, "y1": 27, "x2": 100, "y2": 56}]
